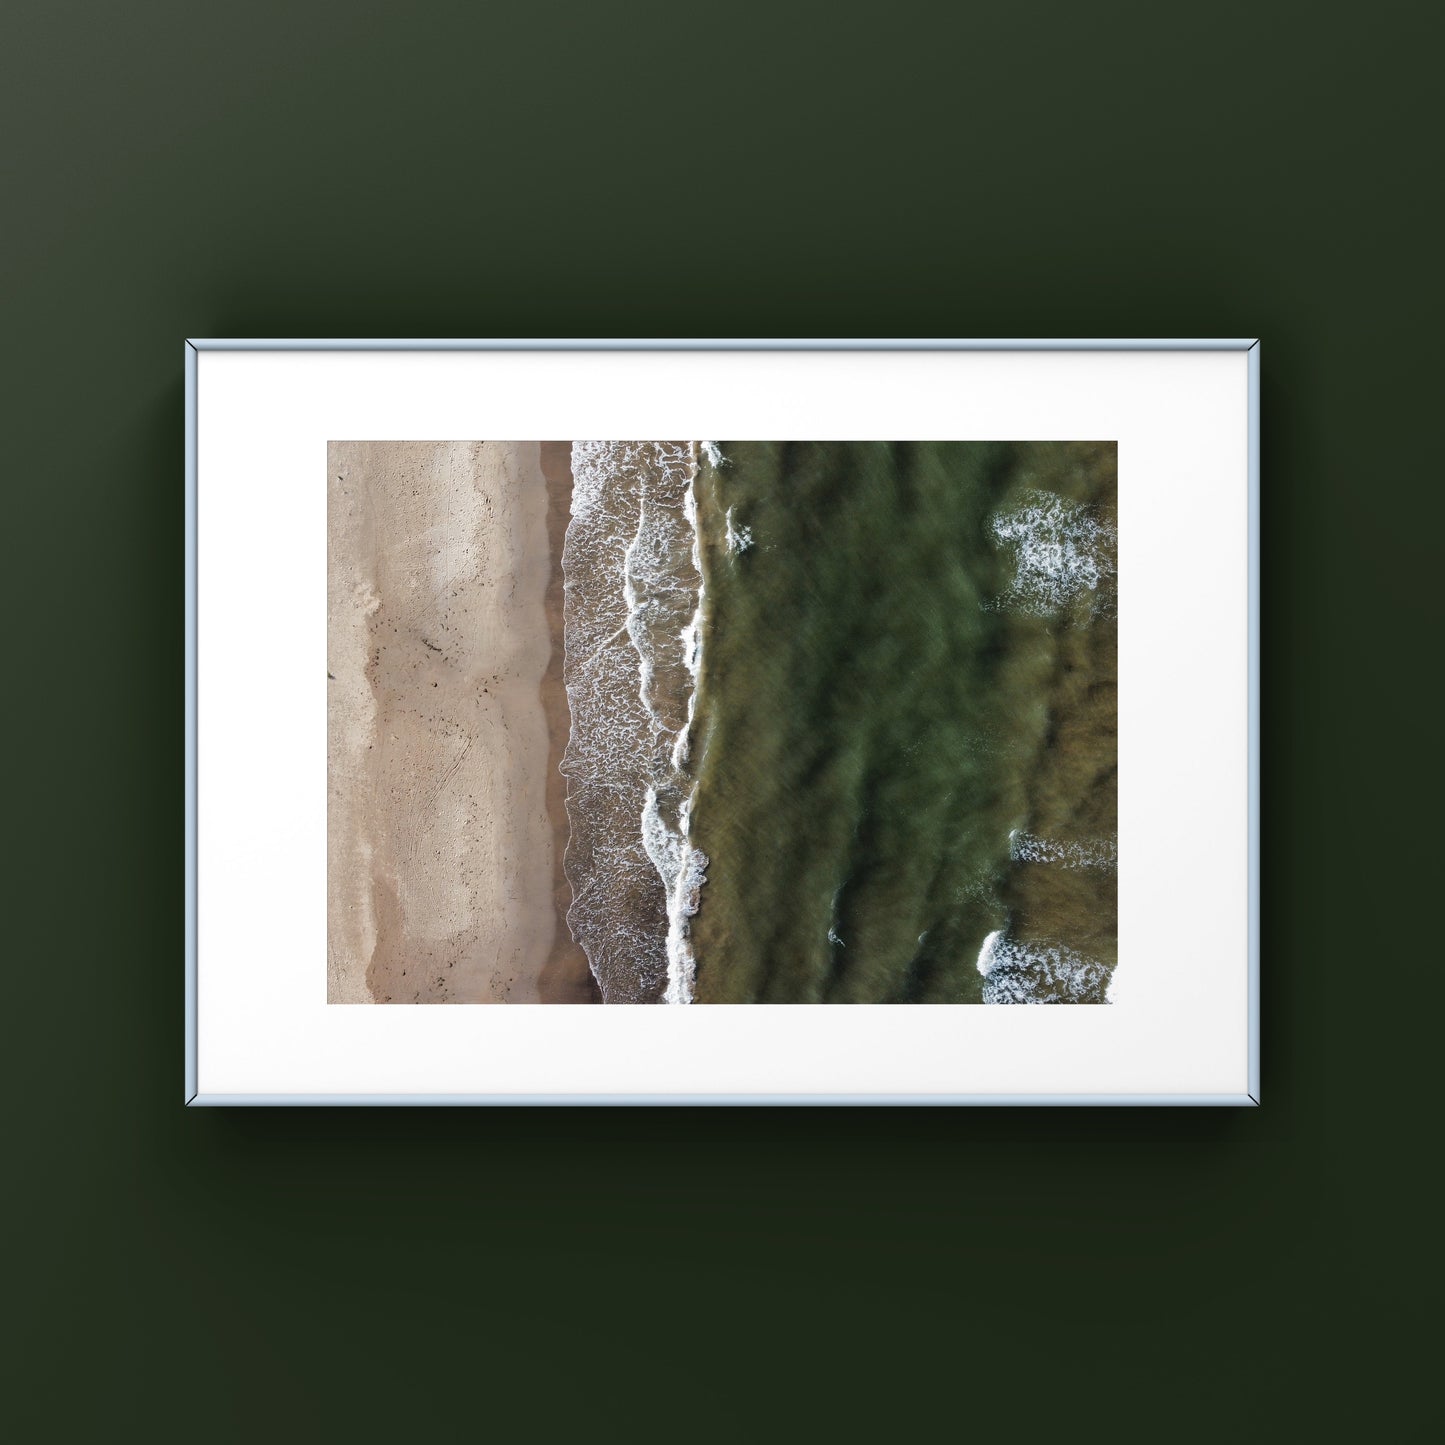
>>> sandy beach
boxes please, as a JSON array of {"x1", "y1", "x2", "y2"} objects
[{"x1": 328, "y1": 440, "x2": 580, "y2": 1003}]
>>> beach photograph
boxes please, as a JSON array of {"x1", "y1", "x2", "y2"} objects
[{"x1": 328, "y1": 440, "x2": 1117, "y2": 1004}]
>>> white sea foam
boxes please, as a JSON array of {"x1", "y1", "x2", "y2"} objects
[
  {"x1": 1009, "y1": 830, "x2": 1117, "y2": 870},
  {"x1": 647, "y1": 786, "x2": 709, "y2": 1005},
  {"x1": 701, "y1": 441, "x2": 725, "y2": 469},
  {"x1": 561, "y1": 441, "x2": 708, "y2": 1004},
  {"x1": 980, "y1": 933, "x2": 1112, "y2": 1003},
  {"x1": 724, "y1": 506, "x2": 753, "y2": 555},
  {"x1": 988, "y1": 490, "x2": 1116, "y2": 617},
  {"x1": 670, "y1": 690, "x2": 694, "y2": 769},
  {"x1": 680, "y1": 611, "x2": 702, "y2": 678}
]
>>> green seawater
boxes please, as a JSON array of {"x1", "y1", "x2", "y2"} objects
[{"x1": 687, "y1": 441, "x2": 1117, "y2": 1004}]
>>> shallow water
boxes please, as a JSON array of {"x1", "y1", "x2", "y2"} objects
[{"x1": 560, "y1": 442, "x2": 705, "y2": 1004}]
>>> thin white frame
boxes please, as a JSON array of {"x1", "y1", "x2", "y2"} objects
[{"x1": 184, "y1": 338, "x2": 1260, "y2": 1106}]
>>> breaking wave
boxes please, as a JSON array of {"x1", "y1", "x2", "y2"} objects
[
  {"x1": 724, "y1": 506, "x2": 753, "y2": 554},
  {"x1": 989, "y1": 489, "x2": 1117, "y2": 617},
  {"x1": 976, "y1": 932, "x2": 1113, "y2": 1004},
  {"x1": 1009, "y1": 830, "x2": 1118, "y2": 870},
  {"x1": 561, "y1": 442, "x2": 707, "y2": 1004}
]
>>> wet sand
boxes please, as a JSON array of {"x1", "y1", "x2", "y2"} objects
[
  {"x1": 538, "y1": 443, "x2": 600, "y2": 1002},
  {"x1": 328, "y1": 440, "x2": 581, "y2": 1003}
]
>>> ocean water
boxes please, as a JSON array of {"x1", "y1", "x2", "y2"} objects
[{"x1": 561, "y1": 441, "x2": 1117, "y2": 1004}]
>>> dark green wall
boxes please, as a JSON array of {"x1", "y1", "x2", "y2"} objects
[{"x1": 5, "y1": 1, "x2": 1431, "y2": 1436}]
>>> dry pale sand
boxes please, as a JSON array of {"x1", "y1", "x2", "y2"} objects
[{"x1": 328, "y1": 440, "x2": 588, "y2": 1003}]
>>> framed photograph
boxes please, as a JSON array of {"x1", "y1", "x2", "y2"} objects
[{"x1": 185, "y1": 340, "x2": 1259, "y2": 1104}]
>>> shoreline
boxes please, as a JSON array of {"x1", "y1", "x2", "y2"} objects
[
  {"x1": 557, "y1": 442, "x2": 699, "y2": 1002},
  {"x1": 537, "y1": 442, "x2": 601, "y2": 1002}
]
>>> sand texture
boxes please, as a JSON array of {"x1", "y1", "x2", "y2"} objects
[{"x1": 327, "y1": 441, "x2": 561, "y2": 1003}]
